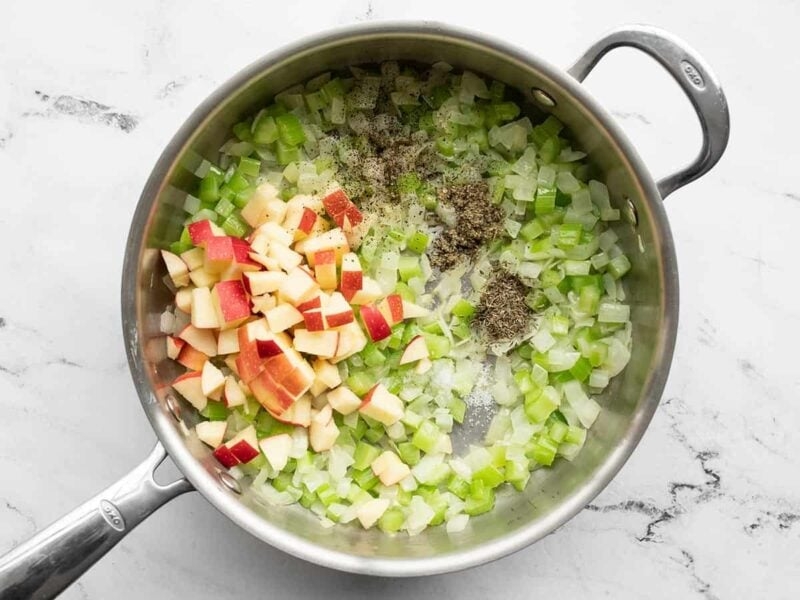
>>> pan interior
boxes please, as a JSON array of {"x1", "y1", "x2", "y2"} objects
[{"x1": 124, "y1": 24, "x2": 676, "y2": 574}]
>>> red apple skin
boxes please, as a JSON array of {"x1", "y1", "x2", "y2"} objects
[
  {"x1": 322, "y1": 190, "x2": 351, "y2": 227},
  {"x1": 324, "y1": 309, "x2": 354, "y2": 328},
  {"x1": 344, "y1": 204, "x2": 363, "y2": 227},
  {"x1": 213, "y1": 445, "x2": 240, "y2": 468},
  {"x1": 340, "y1": 270, "x2": 363, "y2": 297},
  {"x1": 297, "y1": 208, "x2": 318, "y2": 236},
  {"x1": 303, "y1": 309, "x2": 326, "y2": 331},
  {"x1": 204, "y1": 236, "x2": 235, "y2": 269},
  {"x1": 296, "y1": 295, "x2": 322, "y2": 313},
  {"x1": 236, "y1": 330, "x2": 266, "y2": 383},
  {"x1": 360, "y1": 304, "x2": 392, "y2": 342},
  {"x1": 264, "y1": 352, "x2": 295, "y2": 382},
  {"x1": 214, "y1": 280, "x2": 251, "y2": 323},
  {"x1": 249, "y1": 371, "x2": 283, "y2": 414},
  {"x1": 177, "y1": 345, "x2": 208, "y2": 371},
  {"x1": 256, "y1": 339, "x2": 282, "y2": 358},
  {"x1": 360, "y1": 383, "x2": 379, "y2": 408},
  {"x1": 275, "y1": 385, "x2": 298, "y2": 409},
  {"x1": 229, "y1": 440, "x2": 260, "y2": 463},
  {"x1": 188, "y1": 220, "x2": 220, "y2": 247}
]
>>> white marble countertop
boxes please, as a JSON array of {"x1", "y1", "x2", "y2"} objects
[{"x1": 1, "y1": 0, "x2": 798, "y2": 598}]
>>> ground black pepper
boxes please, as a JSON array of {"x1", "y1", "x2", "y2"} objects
[
  {"x1": 430, "y1": 182, "x2": 504, "y2": 271},
  {"x1": 475, "y1": 270, "x2": 532, "y2": 344}
]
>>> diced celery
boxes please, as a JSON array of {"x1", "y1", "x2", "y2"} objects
[
  {"x1": 221, "y1": 214, "x2": 248, "y2": 238},
  {"x1": 407, "y1": 231, "x2": 429, "y2": 254},
  {"x1": 519, "y1": 218, "x2": 545, "y2": 241},
  {"x1": 608, "y1": 255, "x2": 632, "y2": 279},
  {"x1": 252, "y1": 115, "x2": 279, "y2": 144},
  {"x1": 569, "y1": 357, "x2": 592, "y2": 382},
  {"x1": 352, "y1": 468, "x2": 380, "y2": 491},
  {"x1": 449, "y1": 397, "x2": 467, "y2": 424},
  {"x1": 464, "y1": 480, "x2": 495, "y2": 516},
  {"x1": 276, "y1": 114, "x2": 306, "y2": 146},
  {"x1": 504, "y1": 459, "x2": 530, "y2": 491},
  {"x1": 548, "y1": 420, "x2": 569, "y2": 443},
  {"x1": 397, "y1": 442, "x2": 421, "y2": 466},
  {"x1": 214, "y1": 197, "x2": 235, "y2": 218},
  {"x1": 524, "y1": 386, "x2": 560, "y2": 423},
  {"x1": 201, "y1": 401, "x2": 228, "y2": 421},
  {"x1": 199, "y1": 174, "x2": 220, "y2": 203},
  {"x1": 530, "y1": 437, "x2": 558, "y2": 466},
  {"x1": 227, "y1": 171, "x2": 250, "y2": 193},
  {"x1": 398, "y1": 256, "x2": 423, "y2": 282},
  {"x1": 378, "y1": 507, "x2": 405, "y2": 533},
  {"x1": 565, "y1": 425, "x2": 587, "y2": 446},
  {"x1": 472, "y1": 464, "x2": 505, "y2": 489},
  {"x1": 233, "y1": 121, "x2": 253, "y2": 142},
  {"x1": 362, "y1": 343, "x2": 386, "y2": 367},
  {"x1": 353, "y1": 442, "x2": 382, "y2": 471},
  {"x1": 451, "y1": 298, "x2": 475, "y2": 318},
  {"x1": 276, "y1": 140, "x2": 300, "y2": 165},
  {"x1": 238, "y1": 156, "x2": 261, "y2": 177},
  {"x1": 411, "y1": 421, "x2": 441, "y2": 453},
  {"x1": 579, "y1": 284, "x2": 601, "y2": 314},
  {"x1": 557, "y1": 223, "x2": 583, "y2": 249},
  {"x1": 346, "y1": 372, "x2": 375, "y2": 396},
  {"x1": 422, "y1": 334, "x2": 450, "y2": 359}
]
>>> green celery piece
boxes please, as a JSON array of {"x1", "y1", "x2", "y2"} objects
[
  {"x1": 362, "y1": 343, "x2": 386, "y2": 367},
  {"x1": 411, "y1": 420, "x2": 440, "y2": 453},
  {"x1": 406, "y1": 231, "x2": 429, "y2": 254},
  {"x1": 252, "y1": 115, "x2": 279, "y2": 145},
  {"x1": 298, "y1": 489, "x2": 316, "y2": 508},
  {"x1": 396, "y1": 172, "x2": 422, "y2": 194},
  {"x1": 548, "y1": 420, "x2": 569, "y2": 443},
  {"x1": 422, "y1": 334, "x2": 450, "y2": 359},
  {"x1": 198, "y1": 174, "x2": 220, "y2": 204},
  {"x1": 272, "y1": 472, "x2": 292, "y2": 491},
  {"x1": 214, "y1": 197, "x2": 235, "y2": 218},
  {"x1": 364, "y1": 427, "x2": 384, "y2": 444},
  {"x1": 436, "y1": 138, "x2": 455, "y2": 157},
  {"x1": 232, "y1": 121, "x2": 253, "y2": 142},
  {"x1": 569, "y1": 274, "x2": 603, "y2": 293},
  {"x1": 519, "y1": 218, "x2": 545, "y2": 241},
  {"x1": 539, "y1": 136, "x2": 561, "y2": 163},
  {"x1": 397, "y1": 255, "x2": 422, "y2": 282},
  {"x1": 275, "y1": 140, "x2": 300, "y2": 165},
  {"x1": 352, "y1": 468, "x2": 380, "y2": 491},
  {"x1": 378, "y1": 507, "x2": 405, "y2": 533},
  {"x1": 346, "y1": 371, "x2": 375, "y2": 396},
  {"x1": 517, "y1": 343, "x2": 533, "y2": 360},
  {"x1": 535, "y1": 186, "x2": 557, "y2": 214},
  {"x1": 514, "y1": 370, "x2": 534, "y2": 394},
  {"x1": 394, "y1": 282, "x2": 415, "y2": 302},
  {"x1": 542, "y1": 115, "x2": 564, "y2": 136},
  {"x1": 449, "y1": 397, "x2": 467, "y2": 424},
  {"x1": 569, "y1": 357, "x2": 593, "y2": 382},
  {"x1": 238, "y1": 156, "x2": 261, "y2": 177},
  {"x1": 530, "y1": 437, "x2": 558, "y2": 466},
  {"x1": 305, "y1": 91, "x2": 326, "y2": 112},
  {"x1": 525, "y1": 388, "x2": 559, "y2": 423},
  {"x1": 565, "y1": 425, "x2": 587, "y2": 446},
  {"x1": 320, "y1": 78, "x2": 345, "y2": 102},
  {"x1": 227, "y1": 170, "x2": 250, "y2": 193},
  {"x1": 397, "y1": 442, "x2": 421, "y2": 466},
  {"x1": 587, "y1": 342, "x2": 608, "y2": 368},
  {"x1": 276, "y1": 113, "x2": 306, "y2": 146},
  {"x1": 608, "y1": 255, "x2": 632, "y2": 279},
  {"x1": 464, "y1": 480, "x2": 495, "y2": 516},
  {"x1": 447, "y1": 475, "x2": 471, "y2": 500},
  {"x1": 579, "y1": 285, "x2": 601, "y2": 315},
  {"x1": 201, "y1": 401, "x2": 228, "y2": 421},
  {"x1": 451, "y1": 298, "x2": 475, "y2": 318},
  {"x1": 451, "y1": 321, "x2": 472, "y2": 340},
  {"x1": 557, "y1": 223, "x2": 583, "y2": 249},
  {"x1": 387, "y1": 326, "x2": 405, "y2": 350},
  {"x1": 316, "y1": 484, "x2": 339, "y2": 507},
  {"x1": 493, "y1": 101, "x2": 520, "y2": 123},
  {"x1": 489, "y1": 80, "x2": 505, "y2": 101},
  {"x1": 221, "y1": 214, "x2": 248, "y2": 238},
  {"x1": 540, "y1": 268, "x2": 564, "y2": 288},
  {"x1": 472, "y1": 464, "x2": 505, "y2": 489},
  {"x1": 504, "y1": 459, "x2": 531, "y2": 492},
  {"x1": 232, "y1": 188, "x2": 253, "y2": 209}
]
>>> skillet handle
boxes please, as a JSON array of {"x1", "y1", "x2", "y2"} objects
[
  {"x1": 567, "y1": 24, "x2": 730, "y2": 199},
  {"x1": 0, "y1": 442, "x2": 192, "y2": 600}
]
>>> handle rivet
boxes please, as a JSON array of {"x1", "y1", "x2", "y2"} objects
[
  {"x1": 165, "y1": 394, "x2": 182, "y2": 421},
  {"x1": 531, "y1": 88, "x2": 556, "y2": 108},
  {"x1": 624, "y1": 197, "x2": 639, "y2": 227},
  {"x1": 218, "y1": 471, "x2": 242, "y2": 494}
]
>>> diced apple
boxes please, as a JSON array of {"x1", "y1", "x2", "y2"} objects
[
  {"x1": 296, "y1": 207, "x2": 318, "y2": 239},
  {"x1": 349, "y1": 277, "x2": 382, "y2": 305},
  {"x1": 322, "y1": 189, "x2": 363, "y2": 229},
  {"x1": 378, "y1": 293, "x2": 404, "y2": 325},
  {"x1": 322, "y1": 292, "x2": 354, "y2": 327},
  {"x1": 187, "y1": 219, "x2": 224, "y2": 247},
  {"x1": 402, "y1": 300, "x2": 430, "y2": 319},
  {"x1": 191, "y1": 287, "x2": 219, "y2": 329},
  {"x1": 189, "y1": 268, "x2": 219, "y2": 288},
  {"x1": 356, "y1": 498, "x2": 390, "y2": 529},
  {"x1": 265, "y1": 303, "x2": 304, "y2": 332},
  {"x1": 256, "y1": 338, "x2": 283, "y2": 359},
  {"x1": 281, "y1": 360, "x2": 316, "y2": 398},
  {"x1": 370, "y1": 450, "x2": 410, "y2": 486},
  {"x1": 273, "y1": 394, "x2": 311, "y2": 427},
  {"x1": 415, "y1": 357, "x2": 433, "y2": 374},
  {"x1": 217, "y1": 329, "x2": 240, "y2": 355},
  {"x1": 178, "y1": 325, "x2": 218, "y2": 356},
  {"x1": 339, "y1": 252, "x2": 363, "y2": 299},
  {"x1": 166, "y1": 336, "x2": 185, "y2": 360},
  {"x1": 248, "y1": 370, "x2": 282, "y2": 413},
  {"x1": 177, "y1": 344, "x2": 208, "y2": 371},
  {"x1": 213, "y1": 445, "x2": 239, "y2": 468},
  {"x1": 302, "y1": 309, "x2": 326, "y2": 332},
  {"x1": 161, "y1": 250, "x2": 190, "y2": 287},
  {"x1": 227, "y1": 425, "x2": 260, "y2": 463},
  {"x1": 296, "y1": 294, "x2": 323, "y2": 313},
  {"x1": 259, "y1": 434, "x2": 292, "y2": 470},
  {"x1": 279, "y1": 267, "x2": 320, "y2": 306},
  {"x1": 240, "y1": 183, "x2": 281, "y2": 227},
  {"x1": 312, "y1": 358, "x2": 341, "y2": 389},
  {"x1": 293, "y1": 329, "x2": 339, "y2": 358},
  {"x1": 330, "y1": 321, "x2": 368, "y2": 363},
  {"x1": 203, "y1": 236, "x2": 237, "y2": 273},
  {"x1": 300, "y1": 228, "x2": 349, "y2": 266},
  {"x1": 311, "y1": 249, "x2": 337, "y2": 290},
  {"x1": 172, "y1": 371, "x2": 207, "y2": 411},
  {"x1": 175, "y1": 288, "x2": 193, "y2": 313},
  {"x1": 399, "y1": 336, "x2": 429, "y2": 365},
  {"x1": 309, "y1": 405, "x2": 339, "y2": 452},
  {"x1": 269, "y1": 243, "x2": 303, "y2": 272},
  {"x1": 359, "y1": 383, "x2": 403, "y2": 425},
  {"x1": 200, "y1": 361, "x2": 225, "y2": 396},
  {"x1": 360, "y1": 304, "x2": 392, "y2": 342},
  {"x1": 211, "y1": 280, "x2": 251, "y2": 330},
  {"x1": 282, "y1": 195, "x2": 323, "y2": 240},
  {"x1": 243, "y1": 271, "x2": 286, "y2": 296},
  {"x1": 326, "y1": 386, "x2": 362, "y2": 415},
  {"x1": 196, "y1": 421, "x2": 227, "y2": 448},
  {"x1": 252, "y1": 221, "x2": 294, "y2": 248},
  {"x1": 222, "y1": 376, "x2": 247, "y2": 408},
  {"x1": 180, "y1": 247, "x2": 205, "y2": 271},
  {"x1": 251, "y1": 294, "x2": 277, "y2": 315}
]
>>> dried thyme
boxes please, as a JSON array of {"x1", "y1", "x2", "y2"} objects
[{"x1": 475, "y1": 270, "x2": 532, "y2": 344}]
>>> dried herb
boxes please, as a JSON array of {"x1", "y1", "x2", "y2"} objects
[
  {"x1": 430, "y1": 182, "x2": 504, "y2": 271},
  {"x1": 475, "y1": 270, "x2": 532, "y2": 344}
]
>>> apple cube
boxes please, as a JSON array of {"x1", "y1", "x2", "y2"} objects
[
  {"x1": 293, "y1": 329, "x2": 339, "y2": 359},
  {"x1": 189, "y1": 268, "x2": 219, "y2": 289},
  {"x1": 348, "y1": 277, "x2": 382, "y2": 305},
  {"x1": 203, "y1": 236, "x2": 236, "y2": 273},
  {"x1": 212, "y1": 445, "x2": 239, "y2": 468},
  {"x1": 309, "y1": 405, "x2": 339, "y2": 452},
  {"x1": 272, "y1": 394, "x2": 311, "y2": 427},
  {"x1": 243, "y1": 271, "x2": 286, "y2": 296},
  {"x1": 299, "y1": 228, "x2": 349, "y2": 266},
  {"x1": 279, "y1": 267, "x2": 320, "y2": 306},
  {"x1": 296, "y1": 208, "x2": 318, "y2": 238},
  {"x1": 282, "y1": 196, "x2": 323, "y2": 240},
  {"x1": 248, "y1": 371, "x2": 282, "y2": 413},
  {"x1": 251, "y1": 221, "x2": 294, "y2": 248},
  {"x1": 166, "y1": 336, "x2": 185, "y2": 360},
  {"x1": 240, "y1": 183, "x2": 281, "y2": 228},
  {"x1": 359, "y1": 383, "x2": 403, "y2": 425},
  {"x1": 378, "y1": 293, "x2": 404, "y2": 326},
  {"x1": 281, "y1": 359, "x2": 316, "y2": 398},
  {"x1": 322, "y1": 189, "x2": 364, "y2": 229},
  {"x1": 330, "y1": 321, "x2": 368, "y2": 363},
  {"x1": 172, "y1": 371, "x2": 207, "y2": 411},
  {"x1": 326, "y1": 386, "x2": 362, "y2": 415},
  {"x1": 359, "y1": 304, "x2": 391, "y2": 342},
  {"x1": 175, "y1": 287, "x2": 193, "y2": 313},
  {"x1": 196, "y1": 421, "x2": 227, "y2": 448},
  {"x1": 356, "y1": 498, "x2": 390, "y2": 529},
  {"x1": 312, "y1": 358, "x2": 342, "y2": 389},
  {"x1": 187, "y1": 219, "x2": 224, "y2": 247},
  {"x1": 176, "y1": 344, "x2": 208, "y2": 371},
  {"x1": 201, "y1": 361, "x2": 225, "y2": 396},
  {"x1": 178, "y1": 324, "x2": 218, "y2": 357},
  {"x1": 227, "y1": 425, "x2": 260, "y2": 463},
  {"x1": 180, "y1": 247, "x2": 205, "y2": 271},
  {"x1": 223, "y1": 376, "x2": 247, "y2": 408},
  {"x1": 322, "y1": 292, "x2": 354, "y2": 327},
  {"x1": 399, "y1": 335, "x2": 429, "y2": 365},
  {"x1": 313, "y1": 249, "x2": 337, "y2": 290},
  {"x1": 161, "y1": 250, "x2": 190, "y2": 287},
  {"x1": 269, "y1": 243, "x2": 303, "y2": 272},
  {"x1": 339, "y1": 252, "x2": 363, "y2": 300},
  {"x1": 296, "y1": 294, "x2": 323, "y2": 313},
  {"x1": 370, "y1": 450, "x2": 410, "y2": 486},
  {"x1": 191, "y1": 287, "x2": 219, "y2": 329},
  {"x1": 302, "y1": 309, "x2": 325, "y2": 332},
  {"x1": 259, "y1": 434, "x2": 292, "y2": 471},
  {"x1": 217, "y1": 329, "x2": 240, "y2": 355},
  {"x1": 402, "y1": 300, "x2": 430, "y2": 319},
  {"x1": 211, "y1": 280, "x2": 251, "y2": 330},
  {"x1": 265, "y1": 303, "x2": 304, "y2": 333}
]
